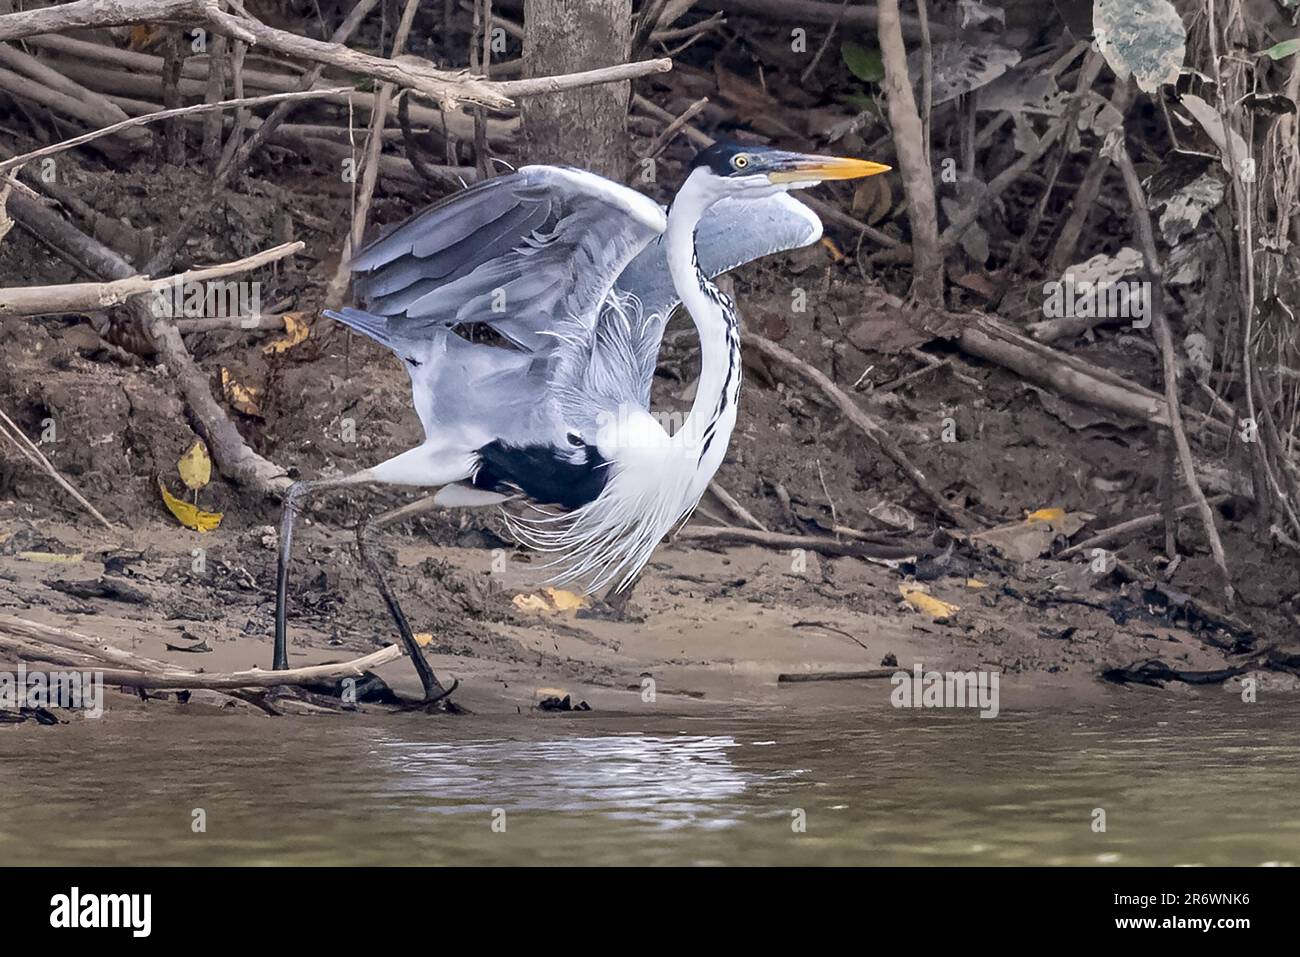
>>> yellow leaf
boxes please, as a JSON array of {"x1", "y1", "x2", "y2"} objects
[
  {"x1": 128, "y1": 25, "x2": 162, "y2": 50},
  {"x1": 221, "y1": 367, "x2": 262, "y2": 417},
  {"x1": 1025, "y1": 507, "x2": 1066, "y2": 523},
  {"x1": 16, "y1": 551, "x2": 85, "y2": 564},
  {"x1": 177, "y1": 438, "x2": 212, "y2": 491},
  {"x1": 544, "y1": 587, "x2": 588, "y2": 612},
  {"x1": 413, "y1": 632, "x2": 433, "y2": 647},
  {"x1": 819, "y1": 237, "x2": 845, "y2": 262},
  {"x1": 512, "y1": 593, "x2": 551, "y2": 614},
  {"x1": 511, "y1": 587, "x2": 590, "y2": 615},
  {"x1": 159, "y1": 479, "x2": 222, "y2": 532},
  {"x1": 965, "y1": 578, "x2": 988, "y2": 589},
  {"x1": 262, "y1": 312, "x2": 311, "y2": 355},
  {"x1": 899, "y1": 584, "x2": 959, "y2": 620}
]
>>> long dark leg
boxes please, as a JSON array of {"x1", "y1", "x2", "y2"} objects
[
  {"x1": 590, "y1": 571, "x2": 643, "y2": 621},
  {"x1": 274, "y1": 473, "x2": 373, "y2": 671},
  {"x1": 356, "y1": 494, "x2": 450, "y2": 701}
]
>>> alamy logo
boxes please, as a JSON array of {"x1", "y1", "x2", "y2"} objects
[
  {"x1": 49, "y1": 887, "x2": 151, "y2": 937},
  {"x1": 150, "y1": 277, "x2": 261, "y2": 321},
  {"x1": 890, "y1": 664, "x2": 1000, "y2": 718},
  {"x1": 0, "y1": 665, "x2": 103, "y2": 718},
  {"x1": 1042, "y1": 274, "x2": 1150, "y2": 328}
]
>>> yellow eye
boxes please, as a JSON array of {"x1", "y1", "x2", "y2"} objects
[{"x1": 733, "y1": 154, "x2": 749, "y2": 169}]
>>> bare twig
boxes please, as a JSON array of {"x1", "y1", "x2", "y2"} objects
[
  {"x1": 1058, "y1": 496, "x2": 1232, "y2": 560},
  {"x1": 677, "y1": 524, "x2": 924, "y2": 560},
  {"x1": 646, "y1": 96, "x2": 709, "y2": 157},
  {"x1": 778, "y1": 669, "x2": 897, "y2": 683},
  {"x1": 707, "y1": 481, "x2": 767, "y2": 531},
  {"x1": 0, "y1": 241, "x2": 303, "y2": 318},
  {"x1": 0, "y1": 88, "x2": 351, "y2": 176},
  {"x1": 748, "y1": 333, "x2": 978, "y2": 530},
  {"x1": 1111, "y1": 132, "x2": 1233, "y2": 602}
]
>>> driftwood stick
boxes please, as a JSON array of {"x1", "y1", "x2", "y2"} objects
[
  {"x1": 778, "y1": 669, "x2": 898, "y2": 683},
  {"x1": 707, "y1": 481, "x2": 767, "y2": 531},
  {"x1": 748, "y1": 333, "x2": 978, "y2": 530},
  {"x1": 0, "y1": 241, "x2": 303, "y2": 318},
  {"x1": 1058, "y1": 495, "x2": 1231, "y2": 560},
  {"x1": 0, "y1": 614, "x2": 403, "y2": 689},
  {"x1": 677, "y1": 524, "x2": 925, "y2": 560}
]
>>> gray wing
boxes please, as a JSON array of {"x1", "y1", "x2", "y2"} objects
[
  {"x1": 340, "y1": 165, "x2": 667, "y2": 355},
  {"x1": 604, "y1": 192, "x2": 824, "y2": 411}
]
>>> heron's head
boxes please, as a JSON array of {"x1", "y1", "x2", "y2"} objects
[{"x1": 684, "y1": 141, "x2": 890, "y2": 204}]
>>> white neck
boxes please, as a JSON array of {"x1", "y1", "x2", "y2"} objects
[{"x1": 664, "y1": 173, "x2": 740, "y2": 472}]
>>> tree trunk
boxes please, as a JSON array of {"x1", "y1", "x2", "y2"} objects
[
  {"x1": 877, "y1": 0, "x2": 943, "y2": 305},
  {"x1": 521, "y1": 0, "x2": 631, "y2": 182}
]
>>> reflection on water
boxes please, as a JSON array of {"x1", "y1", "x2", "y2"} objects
[
  {"x1": 378, "y1": 735, "x2": 755, "y2": 828},
  {"x1": 1, "y1": 698, "x2": 1297, "y2": 865}
]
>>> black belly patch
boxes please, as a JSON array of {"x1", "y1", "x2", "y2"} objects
[{"x1": 472, "y1": 440, "x2": 610, "y2": 510}]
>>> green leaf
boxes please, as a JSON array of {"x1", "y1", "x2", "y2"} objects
[
  {"x1": 841, "y1": 41, "x2": 884, "y2": 84},
  {"x1": 1261, "y1": 38, "x2": 1300, "y2": 60},
  {"x1": 838, "y1": 92, "x2": 879, "y2": 113}
]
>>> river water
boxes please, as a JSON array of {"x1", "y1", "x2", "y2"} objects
[{"x1": 2, "y1": 698, "x2": 1297, "y2": 865}]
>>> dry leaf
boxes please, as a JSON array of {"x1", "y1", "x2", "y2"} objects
[
  {"x1": 974, "y1": 510, "x2": 1094, "y2": 561},
  {"x1": 221, "y1": 367, "x2": 262, "y2": 416},
  {"x1": 159, "y1": 479, "x2": 222, "y2": 532},
  {"x1": 413, "y1": 632, "x2": 433, "y2": 647},
  {"x1": 965, "y1": 578, "x2": 988, "y2": 589},
  {"x1": 128, "y1": 25, "x2": 164, "y2": 50},
  {"x1": 511, "y1": 587, "x2": 589, "y2": 615},
  {"x1": 262, "y1": 312, "x2": 310, "y2": 355},
  {"x1": 820, "y1": 237, "x2": 845, "y2": 262},
  {"x1": 899, "y1": 584, "x2": 960, "y2": 620},
  {"x1": 177, "y1": 438, "x2": 212, "y2": 491}
]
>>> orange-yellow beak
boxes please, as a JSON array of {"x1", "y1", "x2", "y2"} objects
[{"x1": 766, "y1": 154, "x2": 892, "y2": 183}]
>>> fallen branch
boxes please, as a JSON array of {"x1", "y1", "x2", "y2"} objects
[
  {"x1": 1058, "y1": 495, "x2": 1231, "y2": 560},
  {"x1": 0, "y1": 241, "x2": 302, "y2": 318},
  {"x1": 748, "y1": 333, "x2": 979, "y2": 530},
  {"x1": 677, "y1": 524, "x2": 926, "y2": 560},
  {"x1": 6, "y1": 190, "x2": 291, "y2": 497},
  {"x1": 0, "y1": 613, "x2": 402, "y2": 689},
  {"x1": 777, "y1": 669, "x2": 898, "y2": 683}
]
